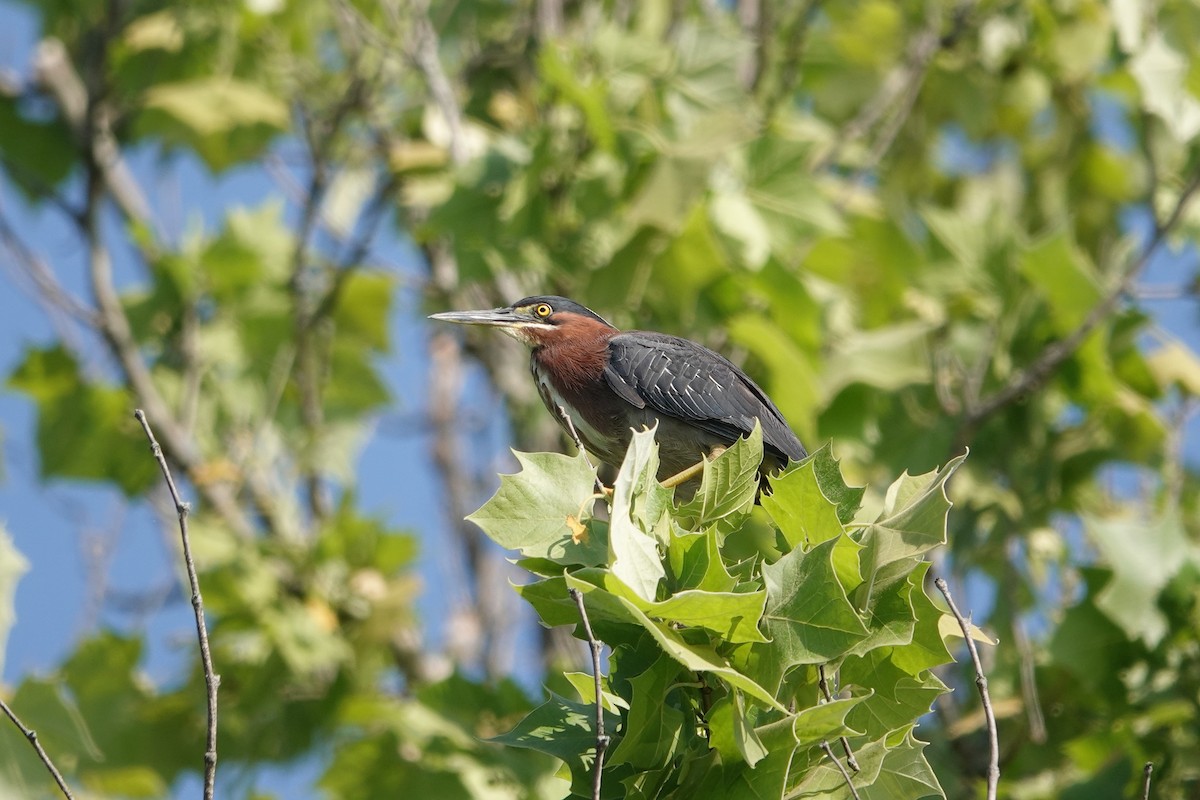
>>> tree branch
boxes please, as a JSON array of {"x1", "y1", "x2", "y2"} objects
[
  {"x1": 81, "y1": 159, "x2": 255, "y2": 539},
  {"x1": 134, "y1": 409, "x2": 219, "y2": 800},
  {"x1": 0, "y1": 697, "x2": 76, "y2": 799},
  {"x1": 33, "y1": 38, "x2": 156, "y2": 236},
  {"x1": 935, "y1": 577, "x2": 998, "y2": 800},
  {"x1": 1141, "y1": 761, "x2": 1153, "y2": 800},
  {"x1": 964, "y1": 170, "x2": 1200, "y2": 430},
  {"x1": 569, "y1": 587, "x2": 609, "y2": 800},
  {"x1": 819, "y1": 740, "x2": 861, "y2": 800}
]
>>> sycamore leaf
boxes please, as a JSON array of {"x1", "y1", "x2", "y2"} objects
[
  {"x1": 762, "y1": 534, "x2": 871, "y2": 666},
  {"x1": 673, "y1": 423, "x2": 763, "y2": 532},
  {"x1": 763, "y1": 447, "x2": 846, "y2": 551},
  {"x1": 492, "y1": 692, "x2": 621, "y2": 768},
  {"x1": 610, "y1": 427, "x2": 670, "y2": 600},
  {"x1": 565, "y1": 575, "x2": 785, "y2": 711},
  {"x1": 467, "y1": 451, "x2": 606, "y2": 566},
  {"x1": 791, "y1": 692, "x2": 869, "y2": 746},
  {"x1": 859, "y1": 454, "x2": 966, "y2": 571},
  {"x1": 668, "y1": 528, "x2": 738, "y2": 593},
  {"x1": 607, "y1": 655, "x2": 688, "y2": 768},
  {"x1": 708, "y1": 691, "x2": 769, "y2": 766},
  {"x1": 580, "y1": 568, "x2": 767, "y2": 643}
]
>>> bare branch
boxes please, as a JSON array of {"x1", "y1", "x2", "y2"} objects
[
  {"x1": 0, "y1": 203, "x2": 98, "y2": 327},
  {"x1": 406, "y1": 0, "x2": 468, "y2": 166},
  {"x1": 134, "y1": 409, "x2": 219, "y2": 800},
  {"x1": 569, "y1": 587, "x2": 609, "y2": 800},
  {"x1": 965, "y1": 170, "x2": 1200, "y2": 429},
  {"x1": 33, "y1": 38, "x2": 156, "y2": 235},
  {"x1": 935, "y1": 577, "x2": 998, "y2": 800},
  {"x1": 81, "y1": 162, "x2": 255, "y2": 538},
  {"x1": 1142, "y1": 761, "x2": 1153, "y2": 800},
  {"x1": 819, "y1": 739, "x2": 861, "y2": 800},
  {"x1": 0, "y1": 697, "x2": 76, "y2": 799}
]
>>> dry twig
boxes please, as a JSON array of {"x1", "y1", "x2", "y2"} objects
[
  {"x1": 569, "y1": 587, "x2": 609, "y2": 800},
  {"x1": 935, "y1": 577, "x2": 998, "y2": 800},
  {"x1": 1142, "y1": 761, "x2": 1153, "y2": 800},
  {"x1": 819, "y1": 739, "x2": 861, "y2": 800},
  {"x1": 0, "y1": 697, "x2": 76, "y2": 799},
  {"x1": 134, "y1": 409, "x2": 219, "y2": 800}
]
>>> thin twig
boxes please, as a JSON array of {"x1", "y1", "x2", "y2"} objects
[
  {"x1": 819, "y1": 739, "x2": 861, "y2": 800},
  {"x1": 964, "y1": 170, "x2": 1200, "y2": 429},
  {"x1": 935, "y1": 577, "x2": 998, "y2": 800},
  {"x1": 818, "y1": 664, "x2": 860, "y2": 771},
  {"x1": 557, "y1": 404, "x2": 606, "y2": 496},
  {"x1": 406, "y1": 0, "x2": 468, "y2": 166},
  {"x1": 569, "y1": 587, "x2": 609, "y2": 800},
  {"x1": 133, "y1": 409, "x2": 219, "y2": 800},
  {"x1": 1141, "y1": 761, "x2": 1153, "y2": 800},
  {"x1": 0, "y1": 697, "x2": 76, "y2": 799}
]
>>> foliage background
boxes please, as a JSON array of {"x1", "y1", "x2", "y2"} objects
[{"x1": 0, "y1": 0, "x2": 1199, "y2": 797}]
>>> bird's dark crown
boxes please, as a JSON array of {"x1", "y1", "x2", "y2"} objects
[{"x1": 510, "y1": 296, "x2": 615, "y2": 328}]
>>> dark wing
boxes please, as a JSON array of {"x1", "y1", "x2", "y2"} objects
[{"x1": 602, "y1": 331, "x2": 807, "y2": 463}]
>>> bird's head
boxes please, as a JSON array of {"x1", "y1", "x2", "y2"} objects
[{"x1": 428, "y1": 296, "x2": 615, "y2": 347}]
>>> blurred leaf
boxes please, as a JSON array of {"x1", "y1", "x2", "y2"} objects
[
  {"x1": 1085, "y1": 510, "x2": 1194, "y2": 645},
  {"x1": 0, "y1": 525, "x2": 28, "y2": 677}
]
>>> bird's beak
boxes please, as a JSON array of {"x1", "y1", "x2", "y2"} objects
[{"x1": 427, "y1": 307, "x2": 530, "y2": 328}]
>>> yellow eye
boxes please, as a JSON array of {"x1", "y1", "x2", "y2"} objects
[{"x1": 535, "y1": 303, "x2": 553, "y2": 318}]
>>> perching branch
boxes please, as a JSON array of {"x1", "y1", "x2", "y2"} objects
[
  {"x1": 818, "y1": 664, "x2": 860, "y2": 772},
  {"x1": 134, "y1": 409, "x2": 219, "y2": 800},
  {"x1": 935, "y1": 577, "x2": 998, "y2": 800},
  {"x1": 1141, "y1": 761, "x2": 1153, "y2": 800},
  {"x1": 569, "y1": 587, "x2": 609, "y2": 800},
  {"x1": 0, "y1": 697, "x2": 76, "y2": 799}
]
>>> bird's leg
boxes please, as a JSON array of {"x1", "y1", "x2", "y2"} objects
[{"x1": 660, "y1": 445, "x2": 727, "y2": 490}]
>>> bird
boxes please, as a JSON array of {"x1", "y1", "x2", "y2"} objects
[{"x1": 429, "y1": 295, "x2": 807, "y2": 489}]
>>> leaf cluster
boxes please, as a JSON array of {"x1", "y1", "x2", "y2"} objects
[{"x1": 470, "y1": 427, "x2": 965, "y2": 799}]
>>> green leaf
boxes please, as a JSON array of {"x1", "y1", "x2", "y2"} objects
[
  {"x1": 792, "y1": 692, "x2": 869, "y2": 746},
  {"x1": 492, "y1": 692, "x2": 620, "y2": 771},
  {"x1": 579, "y1": 568, "x2": 768, "y2": 644},
  {"x1": 467, "y1": 450, "x2": 606, "y2": 566},
  {"x1": 137, "y1": 79, "x2": 289, "y2": 169},
  {"x1": 607, "y1": 654, "x2": 689, "y2": 768},
  {"x1": 609, "y1": 427, "x2": 670, "y2": 600},
  {"x1": 888, "y1": 563, "x2": 954, "y2": 676},
  {"x1": 708, "y1": 691, "x2": 768, "y2": 766},
  {"x1": 761, "y1": 534, "x2": 871, "y2": 666},
  {"x1": 0, "y1": 525, "x2": 29, "y2": 677},
  {"x1": 668, "y1": 528, "x2": 738, "y2": 593},
  {"x1": 763, "y1": 449, "x2": 846, "y2": 551},
  {"x1": 565, "y1": 575, "x2": 785, "y2": 711},
  {"x1": 332, "y1": 271, "x2": 394, "y2": 350},
  {"x1": 673, "y1": 423, "x2": 763, "y2": 532},
  {"x1": 845, "y1": 558, "x2": 920, "y2": 657},
  {"x1": 1085, "y1": 510, "x2": 1193, "y2": 645},
  {"x1": 7, "y1": 346, "x2": 159, "y2": 495},
  {"x1": 858, "y1": 454, "x2": 966, "y2": 572}
]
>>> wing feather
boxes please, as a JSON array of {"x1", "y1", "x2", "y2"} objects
[{"x1": 602, "y1": 331, "x2": 806, "y2": 462}]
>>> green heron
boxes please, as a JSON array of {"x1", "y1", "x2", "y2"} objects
[{"x1": 430, "y1": 296, "x2": 806, "y2": 488}]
